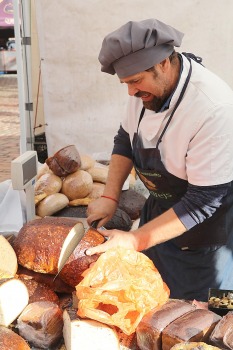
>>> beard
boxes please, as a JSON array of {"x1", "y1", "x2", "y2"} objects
[
  {"x1": 143, "y1": 96, "x2": 167, "y2": 112},
  {"x1": 134, "y1": 67, "x2": 173, "y2": 112},
  {"x1": 135, "y1": 91, "x2": 170, "y2": 112}
]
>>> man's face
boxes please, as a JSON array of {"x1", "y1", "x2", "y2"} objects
[{"x1": 120, "y1": 65, "x2": 173, "y2": 112}]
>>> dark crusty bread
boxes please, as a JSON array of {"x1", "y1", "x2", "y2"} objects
[
  {"x1": 136, "y1": 299, "x2": 196, "y2": 350},
  {"x1": 19, "y1": 278, "x2": 60, "y2": 305},
  {"x1": 13, "y1": 217, "x2": 104, "y2": 287},
  {"x1": 55, "y1": 206, "x2": 133, "y2": 231},
  {"x1": 162, "y1": 309, "x2": 222, "y2": 350},
  {"x1": 17, "y1": 264, "x2": 74, "y2": 294},
  {"x1": 46, "y1": 145, "x2": 81, "y2": 177},
  {"x1": 0, "y1": 326, "x2": 30, "y2": 350},
  {"x1": 119, "y1": 188, "x2": 147, "y2": 220}
]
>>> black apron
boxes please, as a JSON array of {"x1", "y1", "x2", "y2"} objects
[{"x1": 132, "y1": 58, "x2": 233, "y2": 300}]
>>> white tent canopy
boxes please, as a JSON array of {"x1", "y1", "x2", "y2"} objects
[{"x1": 15, "y1": 0, "x2": 233, "y2": 158}]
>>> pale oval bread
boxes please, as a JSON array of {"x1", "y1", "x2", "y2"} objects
[
  {"x1": 80, "y1": 154, "x2": 96, "y2": 170},
  {"x1": 0, "y1": 235, "x2": 18, "y2": 276},
  {"x1": 36, "y1": 193, "x2": 69, "y2": 217}
]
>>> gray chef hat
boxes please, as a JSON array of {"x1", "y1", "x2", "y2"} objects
[{"x1": 98, "y1": 18, "x2": 184, "y2": 78}]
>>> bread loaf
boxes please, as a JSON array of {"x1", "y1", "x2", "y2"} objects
[
  {"x1": 136, "y1": 299, "x2": 196, "y2": 350},
  {"x1": 13, "y1": 217, "x2": 84, "y2": 274},
  {"x1": 46, "y1": 145, "x2": 81, "y2": 177},
  {"x1": 20, "y1": 278, "x2": 60, "y2": 304},
  {"x1": 0, "y1": 235, "x2": 18, "y2": 276},
  {"x1": 119, "y1": 189, "x2": 147, "y2": 220},
  {"x1": 80, "y1": 154, "x2": 95, "y2": 170},
  {"x1": 224, "y1": 326, "x2": 233, "y2": 350},
  {"x1": 0, "y1": 278, "x2": 29, "y2": 326},
  {"x1": 63, "y1": 308, "x2": 120, "y2": 350},
  {"x1": 61, "y1": 169, "x2": 93, "y2": 200},
  {"x1": 162, "y1": 309, "x2": 222, "y2": 350},
  {"x1": 88, "y1": 182, "x2": 105, "y2": 199},
  {"x1": 17, "y1": 265, "x2": 74, "y2": 294},
  {"x1": 170, "y1": 342, "x2": 221, "y2": 349},
  {"x1": 59, "y1": 226, "x2": 105, "y2": 287},
  {"x1": 0, "y1": 326, "x2": 30, "y2": 350},
  {"x1": 210, "y1": 311, "x2": 233, "y2": 349},
  {"x1": 36, "y1": 193, "x2": 69, "y2": 217},
  {"x1": 17, "y1": 301, "x2": 63, "y2": 349},
  {"x1": 36, "y1": 162, "x2": 53, "y2": 180},
  {"x1": 13, "y1": 217, "x2": 105, "y2": 287},
  {"x1": 87, "y1": 165, "x2": 109, "y2": 183},
  {"x1": 104, "y1": 207, "x2": 132, "y2": 231},
  {"x1": 35, "y1": 172, "x2": 63, "y2": 195}
]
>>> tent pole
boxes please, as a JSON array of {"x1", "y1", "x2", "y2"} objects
[
  {"x1": 13, "y1": 0, "x2": 34, "y2": 154},
  {"x1": 13, "y1": 0, "x2": 27, "y2": 153}
]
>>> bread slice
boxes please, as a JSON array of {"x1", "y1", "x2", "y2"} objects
[
  {"x1": 0, "y1": 235, "x2": 18, "y2": 276},
  {"x1": 63, "y1": 308, "x2": 120, "y2": 350},
  {"x1": 0, "y1": 278, "x2": 29, "y2": 326}
]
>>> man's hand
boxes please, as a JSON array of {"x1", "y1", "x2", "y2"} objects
[
  {"x1": 87, "y1": 196, "x2": 118, "y2": 228},
  {"x1": 85, "y1": 228, "x2": 138, "y2": 256}
]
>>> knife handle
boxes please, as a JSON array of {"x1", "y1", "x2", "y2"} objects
[{"x1": 91, "y1": 219, "x2": 101, "y2": 229}]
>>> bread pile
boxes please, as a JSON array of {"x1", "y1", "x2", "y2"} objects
[
  {"x1": 0, "y1": 228, "x2": 138, "y2": 349},
  {"x1": 34, "y1": 145, "x2": 146, "y2": 231},
  {"x1": 1, "y1": 229, "x2": 233, "y2": 349}
]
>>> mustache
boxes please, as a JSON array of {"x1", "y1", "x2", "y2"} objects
[{"x1": 134, "y1": 91, "x2": 149, "y2": 98}]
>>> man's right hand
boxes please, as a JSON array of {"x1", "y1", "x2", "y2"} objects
[{"x1": 87, "y1": 196, "x2": 118, "y2": 228}]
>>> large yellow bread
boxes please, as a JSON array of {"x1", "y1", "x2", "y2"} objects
[{"x1": 13, "y1": 217, "x2": 105, "y2": 287}]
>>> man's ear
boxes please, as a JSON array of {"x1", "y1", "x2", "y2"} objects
[{"x1": 159, "y1": 58, "x2": 170, "y2": 72}]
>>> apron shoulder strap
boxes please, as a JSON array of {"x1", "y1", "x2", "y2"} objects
[{"x1": 182, "y1": 52, "x2": 204, "y2": 66}]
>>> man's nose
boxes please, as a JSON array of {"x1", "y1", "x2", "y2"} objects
[{"x1": 127, "y1": 85, "x2": 138, "y2": 96}]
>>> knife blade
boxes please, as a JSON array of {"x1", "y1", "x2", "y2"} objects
[{"x1": 53, "y1": 220, "x2": 100, "y2": 281}]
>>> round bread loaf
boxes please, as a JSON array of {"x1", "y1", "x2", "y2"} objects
[
  {"x1": 46, "y1": 145, "x2": 81, "y2": 177},
  {"x1": 13, "y1": 217, "x2": 104, "y2": 286},
  {"x1": 61, "y1": 169, "x2": 93, "y2": 200},
  {"x1": 35, "y1": 173, "x2": 62, "y2": 195},
  {"x1": 119, "y1": 188, "x2": 147, "y2": 220},
  {"x1": 80, "y1": 154, "x2": 96, "y2": 170},
  {"x1": 88, "y1": 182, "x2": 105, "y2": 199}
]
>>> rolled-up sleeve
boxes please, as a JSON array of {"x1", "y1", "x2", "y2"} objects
[
  {"x1": 173, "y1": 183, "x2": 231, "y2": 230},
  {"x1": 112, "y1": 125, "x2": 133, "y2": 160}
]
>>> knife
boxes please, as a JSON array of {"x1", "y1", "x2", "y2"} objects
[{"x1": 53, "y1": 220, "x2": 100, "y2": 281}]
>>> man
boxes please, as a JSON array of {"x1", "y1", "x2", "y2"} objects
[{"x1": 86, "y1": 18, "x2": 233, "y2": 301}]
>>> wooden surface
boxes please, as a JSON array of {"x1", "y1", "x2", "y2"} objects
[{"x1": 0, "y1": 74, "x2": 20, "y2": 183}]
